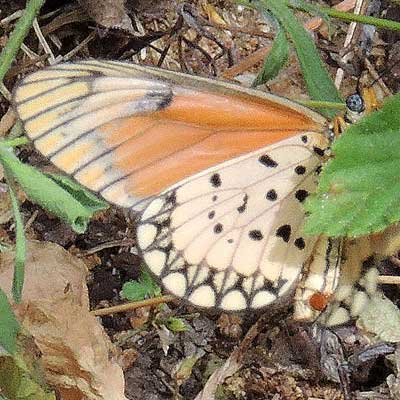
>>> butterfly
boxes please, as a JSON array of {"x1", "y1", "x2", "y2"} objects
[{"x1": 12, "y1": 59, "x2": 378, "y2": 325}]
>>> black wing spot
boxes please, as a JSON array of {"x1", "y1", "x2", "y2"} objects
[
  {"x1": 266, "y1": 189, "x2": 277, "y2": 201},
  {"x1": 259, "y1": 154, "x2": 278, "y2": 168},
  {"x1": 301, "y1": 135, "x2": 308, "y2": 143},
  {"x1": 166, "y1": 191, "x2": 177, "y2": 205},
  {"x1": 315, "y1": 165, "x2": 322, "y2": 175},
  {"x1": 276, "y1": 224, "x2": 291, "y2": 242},
  {"x1": 295, "y1": 189, "x2": 309, "y2": 203},
  {"x1": 208, "y1": 210, "x2": 215, "y2": 219},
  {"x1": 237, "y1": 194, "x2": 248, "y2": 213},
  {"x1": 354, "y1": 282, "x2": 366, "y2": 292},
  {"x1": 210, "y1": 173, "x2": 222, "y2": 187},
  {"x1": 214, "y1": 223, "x2": 223, "y2": 234},
  {"x1": 227, "y1": 238, "x2": 234, "y2": 244},
  {"x1": 295, "y1": 165, "x2": 306, "y2": 175},
  {"x1": 313, "y1": 146, "x2": 325, "y2": 156},
  {"x1": 249, "y1": 230, "x2": 263, "y2": 241},
  {"x1": 146, "y1": 89, "x2": 173, "y2": 109},
  {"x1": 294, "y1": 237, "x2": 306, "y2": 250},
  {"x1": 160, "y1": 217, "x2": 171, "y2": 228},
  {"x1": 212, "y1": 195, "x2": 218, "y2": 202}
]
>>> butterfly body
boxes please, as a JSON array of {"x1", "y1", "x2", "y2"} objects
[{"x1": 12, "y1": 60, "x2": 375, "y2": 322}]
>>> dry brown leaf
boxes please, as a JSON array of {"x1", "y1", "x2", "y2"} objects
[
  {"x1": 0, "y1": 107, "x2": 16, "y2": 137},
  {"x1": 78, "y1": 0, "x2": 134, "y2": 33},
  {"x1": 0, "y1": 240, "x2": 127, "y2": 400}
]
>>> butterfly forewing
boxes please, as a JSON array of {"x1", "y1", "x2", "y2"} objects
[{"x1": 13, "y1": 60, "x2": 327, "y2": 210}]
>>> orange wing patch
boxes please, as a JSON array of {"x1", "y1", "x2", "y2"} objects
[{"x1": 97, "y1": 91, "x2": 325, "y2": 197}]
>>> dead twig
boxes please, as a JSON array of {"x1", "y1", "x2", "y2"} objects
[
  {"x1": 80, "y1": 238, "x2": 136, "y2": 256},
  {"x1": 378, "y1": 275, "x2": 400, "y2": 285},
  {"x1": 91, "y1": 295, "x2": 175, "y2": 316}
]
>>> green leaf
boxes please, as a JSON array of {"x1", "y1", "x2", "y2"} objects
[
  {"x1": 252, "y1": 27, "x2": 289, "y2": 86},
  {"x1": 121, "y1": 269, "x2": 161, "y2": 301},
  {"x1": 0, "y1": 289, "x2": 20, "y2": 354},
  {"x1": 304, "y1": 93, "x2": 400, "y2": 237},
  {"x1": 248, "y1": 0, "x2": 342, "y2": 118},
  {"x1": 0, "y1": 352, "x2": 56, "y2": 400},
  {"x1": 45, "y1": 173, "x2": 108, "y2": 212},
  {"x1": 164, "y1": 317, "x2": 188, "y2": 333},
  {"x1": 0, "y1": 143, "x2": 108, "y2": 234}
]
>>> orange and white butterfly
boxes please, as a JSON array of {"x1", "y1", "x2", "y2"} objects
[{"x1": 12, "y1": 59, "x2": 377, "y2": 325}]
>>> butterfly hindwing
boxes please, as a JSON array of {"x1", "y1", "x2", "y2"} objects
[
  {"x1": 294, "y1": 237, "x2": 343, "y2": 322},
  {"x1": 137, "y1": 133, "x2": 330, "y2": 311}
]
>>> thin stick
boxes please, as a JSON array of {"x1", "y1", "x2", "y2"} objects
[
  {"x1": 378, "y1": 275, "x2": 400, "y2": 285},
  {"x1": 334, "y1": 0, "x2": 363, "y2": 89},
  {"x1": 0, "y1": 10, "x2": 24, "y2": 27},
  {"x1": 91, "y1": 295, "x2": 176, "y2": 316},
  {"x1": 306, "y1": 0, "x2": 356, "y2": 31},
  {"x1": 33, "y1": 18, "x2": 56, "y2": 64},
  {"x1": 62, "y1": 31, "x2": 96, "y2": 61},
  {"x1": 80, "y1": 238, "x2": 136, "y2": 256}
]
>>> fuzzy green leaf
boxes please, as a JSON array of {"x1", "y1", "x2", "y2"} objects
[
  {"x1": 121, "y1": 269, "x2": 161, "y2": 301},
  {"x1": 0, "y1": 144, "x2": 108, "y2": 234},
  {"x1": 164, "y1": 317, "x2": 188, "y2": 333},
  {"x1": 304, "y1": 93, "x2": 400, "y2": 237},
  {"x1": 45, "y1": 173, "x2": 108, "y2": 212}
]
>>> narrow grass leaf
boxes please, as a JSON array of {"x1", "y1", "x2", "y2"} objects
[
  {"x1": 252, "y1": 27, "x2": 289, "y2": 86},
  {"x1": 304, "y1": 93, "x2": 400, "y2": 237},
  {"x1": 0, "y1": 289, "x2": 20, "y2": 354},
  {"x1": 256, "y1": 0, "x2": 342, "y2": 118},
  {"x1": 4, "y1": 172, "x2": 26, "y2": 303}
]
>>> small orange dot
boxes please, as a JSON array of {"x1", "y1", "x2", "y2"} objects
[{"x1": 309, "y1": 292, "x2": 330, "y2": 311}]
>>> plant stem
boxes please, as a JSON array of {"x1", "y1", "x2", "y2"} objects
[
  {"x1": 0, "y1": 145, "x2": 26, "y2": 303},
  {"x1": 0, "y1": 0, "x2": 45, "y2": 84},
  {"x1": 321, "y1": 7, "x2": 400, "y2": 31}
]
